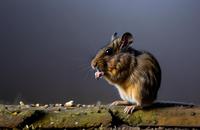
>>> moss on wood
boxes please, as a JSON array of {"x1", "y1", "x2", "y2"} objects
[{"x1": 0, "y1": 103, "x2": 200, "y2": 129}]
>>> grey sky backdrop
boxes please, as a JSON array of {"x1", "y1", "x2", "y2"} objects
[{"x1": 0, "y1": 0, "x2": 200, "y2": 104}]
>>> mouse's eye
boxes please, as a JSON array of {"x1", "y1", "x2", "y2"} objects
[{"x1": 105, "y1": 48, "x2": 113, "y2": 55}]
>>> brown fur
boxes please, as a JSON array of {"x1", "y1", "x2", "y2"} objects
[{"x1": 91, "y1": 32, "x2": 161, "y2": 106}]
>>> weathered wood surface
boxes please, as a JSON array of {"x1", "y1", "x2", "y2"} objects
[{"x1": 0, "y1": 102, "x2": 199, "y2": 129}]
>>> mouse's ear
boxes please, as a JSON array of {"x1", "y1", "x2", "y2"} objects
[
  {"x1": 111, "y1": 32, "x2": 118, "y2": 41},
  {"x1": 120, "y1": 32, "x2": 134, "y2": 49}
]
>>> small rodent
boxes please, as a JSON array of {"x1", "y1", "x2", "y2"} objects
[{"x1": 91, "y1": 32, "x2": 161, "y2": 114}]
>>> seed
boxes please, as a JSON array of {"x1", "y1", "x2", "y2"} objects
[
  {"x1": 55, "y1": 104, "x2": 62, "y2": 107},
  {"x1": 19, "y1": 101, "x2": 24, "y2": 106},
  {"x1": 64, "y1": 100, "x2": 74, "y2": 107}
]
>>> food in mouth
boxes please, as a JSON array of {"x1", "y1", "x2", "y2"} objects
[{"x1": 95, "y1": 68, "x2": 104, "y2": 80}]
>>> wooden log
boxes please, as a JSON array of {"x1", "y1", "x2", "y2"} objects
[
  {"x1": 0, "y1": 102, "x2": 199, "y2": 129},
  {"x1": 109, "y1": 103, "x2": 200, "y2": 128}
]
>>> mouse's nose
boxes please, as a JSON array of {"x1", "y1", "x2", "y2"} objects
[{"x1": 91, "y1": 61, "x2": 97, "y2": 70}]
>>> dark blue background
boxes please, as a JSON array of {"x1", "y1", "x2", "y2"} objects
[{"x1": 0, "y1": 0, "x2": 200, "y2": 104}]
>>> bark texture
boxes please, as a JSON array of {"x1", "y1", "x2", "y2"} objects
[{"x1": 0, "y1": 102, "x2": 199, "y2": 129}]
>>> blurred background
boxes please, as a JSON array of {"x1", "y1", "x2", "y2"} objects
[{"x1": 0, "y1": 0, "x2": 200, "y2": 104}]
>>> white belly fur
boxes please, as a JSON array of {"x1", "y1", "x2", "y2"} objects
[{"x1": 115, "y1": 84, "x2": 136, "y2": 104}]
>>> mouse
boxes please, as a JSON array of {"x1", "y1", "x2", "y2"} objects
[{"x1": 91, "y1": 32, "x2": 161, "y2": 114}]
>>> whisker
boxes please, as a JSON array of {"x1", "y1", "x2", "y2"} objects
[
  {"x1": 85, "y1": 68, "x2": 93, "y2": 79},
  {"x1": 82, "y1": 67, "x2": 94, "y2": 80},
  {"x1": 76, "y1": 62, "x2": 95, "y2": 80},
  {"x1": 77, "y1": 63, "x2": 91, "y2": 71}
]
